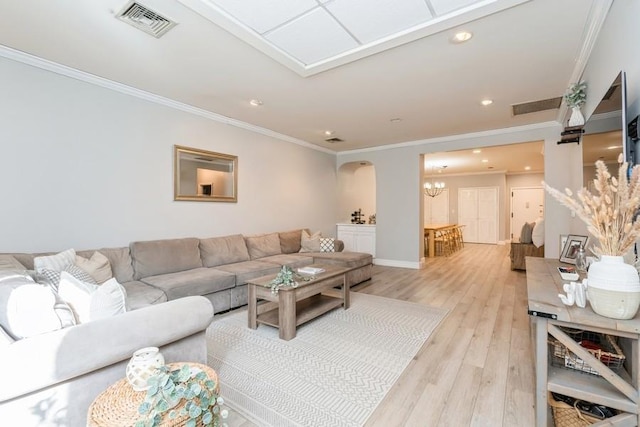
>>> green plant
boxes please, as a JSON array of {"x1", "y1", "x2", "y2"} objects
[
  {"x1": 135, "y1": 364, "x2": 228, "y2": 427},
  {"x1": 268, "y1": 265, "x2": 310, "y2": 294},
  {"x1": 564, "y1": 81, "x2": 587, "y2": 108}
]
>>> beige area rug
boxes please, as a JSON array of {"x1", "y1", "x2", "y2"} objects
[{"x1": 206, "y1": 292, "x2": 448, "y2": 427}]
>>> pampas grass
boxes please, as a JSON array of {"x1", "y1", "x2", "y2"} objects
[{"x1": 544, "y1": 154, "x2": 640, "y2": 256}]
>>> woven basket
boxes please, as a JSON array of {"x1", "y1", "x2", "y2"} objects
[
  {"x1": 87, "y1": 363, "x2": 219, "y2": 427},
  {"x1": 548, "y1": 393, "x2": 602, "y2": 427}
]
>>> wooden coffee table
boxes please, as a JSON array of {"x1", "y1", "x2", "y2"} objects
[{"x1": 247, "y1": 264, "x2": 351, "y2": 340}]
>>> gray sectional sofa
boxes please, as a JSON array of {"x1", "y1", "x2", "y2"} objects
[{"x1": 0, "y1": 228, "x2": 372, "y2": 427}]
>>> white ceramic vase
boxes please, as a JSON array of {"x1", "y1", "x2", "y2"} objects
[
  {"x1": 125, "y1": 346, "x2": 165, "y2": 391},
  {"x1": 586, "y1": 255, "x2": 640, "y2": 320},
  {"x1": 568, "y1": 106, "x2": 585, "y2": 127}
]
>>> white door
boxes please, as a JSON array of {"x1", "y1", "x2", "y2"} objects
[
  {"x1": 458, "y1": 188, "x2": 478, "y2": 242},
  {"x1": 458, "y1": 187, "x2": 499, "y2": 244},
  {"x1": 424, "y1": 189, "x2": 449, "y2": 224},
  {"x1": 511, "y1": 187, "x2": 544, "y2": 241},
  {"x1": 477, "y1": 187, "x2": 498, "y2": 244}
]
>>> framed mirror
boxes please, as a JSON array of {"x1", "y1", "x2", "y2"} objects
[{"x1": 174, "y1": 145, "x2": 237, "y2": 202}]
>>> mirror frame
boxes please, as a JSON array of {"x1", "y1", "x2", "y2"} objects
[{"x1": 174, "y1": 145, "x2": 238, "y2": 202}]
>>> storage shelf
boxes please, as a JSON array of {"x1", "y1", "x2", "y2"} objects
[
  {"x1": 257, "y1": 294, "x2": 343, "y2": 328},
  {"x1": 548, "y1": 366, "x2": 637, "y2": 413}
]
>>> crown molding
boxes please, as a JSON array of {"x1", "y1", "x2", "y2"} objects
[{"x1": 0, "y1": 44, "x2": 336, "y2": 156}]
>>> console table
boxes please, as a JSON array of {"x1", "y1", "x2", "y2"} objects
[{"x1": 526, "y1": 257, "x2": 640, "y2": 426}]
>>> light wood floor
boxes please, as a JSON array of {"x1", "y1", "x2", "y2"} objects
[{"x1": 224, "y1": 243, "x2": 535, "y2": 427}]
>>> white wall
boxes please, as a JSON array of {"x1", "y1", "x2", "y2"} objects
[{"x1": 0, "y1": 56, "x2": 339, "y2": 252}]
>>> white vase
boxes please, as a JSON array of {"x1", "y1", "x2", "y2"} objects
[
  {"x1": 586, "y1": 255, "x2": 640, "y2": 320},
  {"x1": 125, "y1": 347, "x2": 165, "y2": 391},
  {"x1": 568, "y1": 106, "x2": 585, "y2": 127}
]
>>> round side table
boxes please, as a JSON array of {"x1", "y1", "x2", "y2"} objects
[{"x1": 86, "y1": 362, "x2": 219, "y2": 427}]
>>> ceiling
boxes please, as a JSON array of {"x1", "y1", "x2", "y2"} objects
[{"x1": 0, "y1": 0, "x2": 607, "y2": 154}]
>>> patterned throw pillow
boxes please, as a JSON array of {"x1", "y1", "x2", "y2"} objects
[
  {"x1": 320, "y1": 238, "x2": 335, "y2": 253},
  {"x1": 39, "y1": 264, "x2": 97, "y2": 292}
]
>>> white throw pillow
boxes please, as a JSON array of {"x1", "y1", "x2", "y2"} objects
[
  {"x1": 75, "y1": 252, "x2": 113, "y2": 284},
  {"x1": 34, "y1": 248, "x2": 76, "y2": 273},
  {"x1": 299, "y1": 230, "x2": 322, "y2": 253},
  {"x1": 532, "y1": 219, "x2": 545, "y2": 248},
  {"x1": 0, "y1": 281, "x2": 62, "y2": 339},
  {"x1": 58, "y1": 273, "x2": 127, "y2": 324}
]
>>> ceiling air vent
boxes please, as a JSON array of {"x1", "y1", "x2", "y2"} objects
[
  {"x1": 511, "y1": 97, "x2": 562, "y2": 116},
  {"x1": 116, "y1": 1, "x2": 177, "y2": 38},
  {"x1": 325, "y1": 137, "x2": 344, "y2": 143}
]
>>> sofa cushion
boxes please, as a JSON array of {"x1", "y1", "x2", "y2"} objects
[
  {"x1": 58, "y1": 273, "x2": 127, "y2": 324},
  {"x1": 75, "y1": 251, "x2": 113, "y2": 284},
  {"x1": 141, "y1": 267, "x2": 235, "y2": 300},
  {"x1": 213, "y1": 261, "x2": 281, "y2": 286},
  {"x1": 0, "y1": 255, "x2": 26, "y2": 271},
  {"x1": 245, "y1": 233, "x2": 282, "y2": 259},
  {"x1": 300, "y1": 230, "x2": 322, "y2": 252},
  {"x1": 96, "y1": 247, "x2": 135, "y2": 283},
  {"x1": 279, "y1": 229, "x2": 303, "y2": 254},
  {"x1": 259, "y1": 254, "x2": 315, "y2": 269},
  {"x1": 122, "y1": 280, "x2": 168, "y2": 310},
  {"x1": 131, "y1": 238, "x2": 202, "y2": 280},
  {"x1": 200, "y1": 234, "x2": 250, "y2": 267},
  {"x1": 305, "y1": 251, "x2": 373, "y2": 269}
]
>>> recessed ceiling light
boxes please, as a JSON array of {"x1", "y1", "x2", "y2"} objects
[
  {"x1": 324, "y1": 130, "x2": 334, "y2": 136},
  {"x1": 451, "y1": 31, "x2": 473, "y2": 43},
  {"x1": 481, "y1": 99, "x2": 493, "y2": 106},
  {"x1": 525, "y1": 166, "x2": 531, "y2": 171},
  {"x1": 481, "y1": 159, "x2": 489, "y2": 163},
  {"x1": 472, "y1": 149, "x2": 481, "y2": 154},
  {"x1": 390, "y1": 118, "x2": 402, "y2": 123},
  {"x1": 249, "y1": 99, "x2": 263, "y2": 107}
]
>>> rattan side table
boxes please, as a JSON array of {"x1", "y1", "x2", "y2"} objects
[{"x1": 86, "y1": 362, "x2": 218, "y2": 427}]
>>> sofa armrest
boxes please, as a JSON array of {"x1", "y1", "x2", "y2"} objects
[{"x1": 0, "y1": 296, "x2": 213, "y2": 402}]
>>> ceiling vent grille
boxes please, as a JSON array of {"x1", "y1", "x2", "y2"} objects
[
  {"x1": 511, "y1": 97, "x2": 562, "y2": 116},
  {"x1": 325, "y1": 137, "x2": 344, "y2": 143},
  {"x1": 116, "y1": 2, "x2": 177, "y2": 38}
]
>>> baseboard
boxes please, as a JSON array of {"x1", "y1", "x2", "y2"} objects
[{"x1": 373, "y1": 258, "x2": 421, "y2": 269}]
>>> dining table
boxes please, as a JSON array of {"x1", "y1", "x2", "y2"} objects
[{"x1": 424, "y1": 223, "x2": 458, "y2": 257}]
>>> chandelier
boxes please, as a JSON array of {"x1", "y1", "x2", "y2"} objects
[{"x1": 424, "y1": 166, "x2": 446, "y2": 198}]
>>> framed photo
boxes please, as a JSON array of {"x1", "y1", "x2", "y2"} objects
[
  {"x1": 559, "y1": 234, "x2": 568, "y2": 257},
  {"x1": 560, "y1": 234, "x2": 588, "y2": 264}
]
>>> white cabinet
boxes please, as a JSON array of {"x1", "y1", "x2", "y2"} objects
[{"x1": 336, "y1": 224, "x2": 376, "y2": 257}]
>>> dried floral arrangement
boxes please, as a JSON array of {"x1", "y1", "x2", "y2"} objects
[{"x1": 544, "y1": 154, "x2": 640, "y2": 256}]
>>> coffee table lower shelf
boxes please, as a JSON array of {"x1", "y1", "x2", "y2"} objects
[{"x1": 257, "y1": 294, "x2": 343, "y2": 329}]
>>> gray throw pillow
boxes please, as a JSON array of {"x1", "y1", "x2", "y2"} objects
[{"x1": 520, "y1": 222, "x2": 535, "y2": 244}]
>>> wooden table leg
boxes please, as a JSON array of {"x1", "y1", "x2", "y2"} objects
[
  {"x1": 428, "y1": 229, "x2": 436, "y2": 257},
  {"x1": 279, "y1": 290, "x2": 296, "y2": 341},
  {"x1": 534, "y1": 317, "x2": 548, "y2": 427},
  {"x1": 343, "y1": 274, "x2": 350, "y2": 309},
  {"x1": 248, "y1": 284, "x2": 257, "y2": 329}
]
